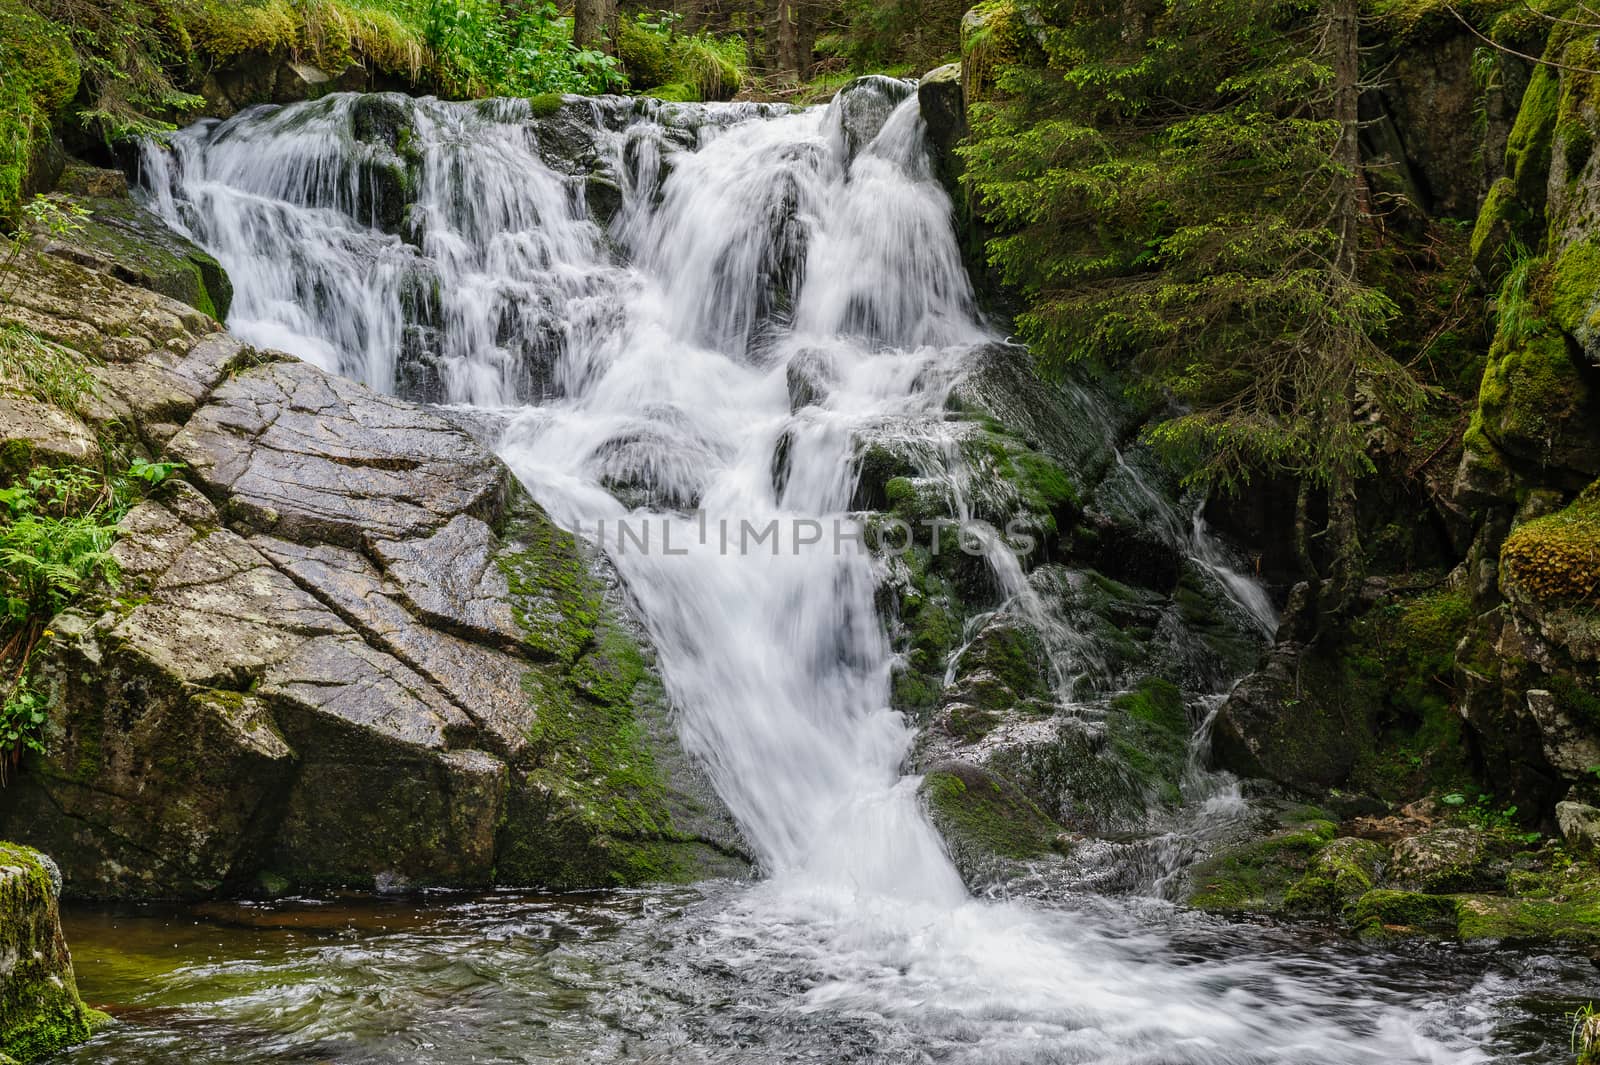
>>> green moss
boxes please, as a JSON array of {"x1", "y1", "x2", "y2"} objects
[
  {"x1": 1344, "y1": 586, "x2": 1476, "y2": 801},
  {"x1": 0, "y1": 842, "x2": 105, "y2": 1063},
  {"x1": 1188, "y1": 817, "x2": 1337, "y2": 912},
  {"x1": 1545, "y1": 238, "x2": 1600, "y2": 336},
  {"x1": 1350, "y1": 889, "x2": 1461, "y2": 938},
  {"x1": 1477, "y1": 325, "x2": 1588, "y2": 463},
  {"x1": 498, "y1": 511, "x2": 601, "y2": 665},
  {"x1": 1283, "y1": 836, "x2": 1387, "y2": 917},
  {"x1": 526, "y1": 92, "x2": 565, "y2": 116},
  {"x1": 960, "y1": 0, "x2": 1040, "y2": 102},
  {"x1": 644, "y1": 81, "x2": 700, "y2": 103},
  {"x1": 1507, "y1": 62, "x2": 1558, "y2": 206},
  {"x1": 955, "y1": 422, "x2": 1082, "y2": 540},
  {"x1": 492, "y1": 502, "x2": 709, "y2": 889},
  {"x1": 0, "y1": 0, "x2": 80, "y2": 223},
  {"x1": 51, "y1": 192, "x2": 232, "y2": 318},
  {"x1": 1501, "y1": 484, "x2": 1600, "y2": 606},
  {"x1": 922, "y1": 765, "x2": 1060, "y2": 862},
  {"x1": 1106, "y1": 678, "x2": 1189, "y2": 805}
]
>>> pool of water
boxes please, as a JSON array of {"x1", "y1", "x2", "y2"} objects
[{"x1": 58, "y1": 884, "x2": 1597, "y2": 1064}]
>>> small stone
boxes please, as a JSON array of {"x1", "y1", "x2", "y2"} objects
[
  {"x1": 1389, "y1": 826, "x2": 1495, "y2": 892},
  {"x1": 1557, "y1": 801, "x2": 1600, "y2": 853}
]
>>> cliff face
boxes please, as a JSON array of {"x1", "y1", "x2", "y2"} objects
[{"x1": 0, "y1": 843, "x2": 104, "y2": 1062}]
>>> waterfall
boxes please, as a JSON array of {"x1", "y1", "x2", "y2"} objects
[{"x1": 142, "y1": 86, "x2": 1481, "y2": 1064}]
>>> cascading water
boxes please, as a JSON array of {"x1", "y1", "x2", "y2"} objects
[{"x1": 117, "y1": 85, "x2": 1568, "y2": 1064}]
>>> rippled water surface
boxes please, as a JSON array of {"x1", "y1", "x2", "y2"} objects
[{"x1": 60, "y1": 887, "x2": 1597, "y2": 1064}]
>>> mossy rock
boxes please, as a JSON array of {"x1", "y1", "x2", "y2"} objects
[
  {"x1": 1475, "y1": 325, "x2": 1598, "y2": 482},
  {"x1": 40, "y1": 181, "x2": 233, "y2": 319},
  {"x1": 921, "y1": 761, "x2": 1063, "y2": 881},
  {"x1": 1470, "y1": 177, "x2": 1530, "y2": 284},
  {"x1": 1187, "y1": 815, "x2": 1337, "y2": 913},
  {"x1": 0, "y1": 843, "x2": 107, "y2": 1062},
  {"x1": 1505, "y1": 62, "x2": 1557, "y2": 212},
  {"x1": 493, "y1": 500, "x2": 743, "y2": 887},
  {"x1": 644, "y1": 82, "x2": 700, "y2": 103},
  {"x1": 1350, "y1": 889, "x2": 1462, "y2": 939},
  {"x1": 1283, "y1": 836, "x2": 1386, "y2": 917},
  {"x1": 1501, "y1": 484, "x2": 1600, "y2": 607},
  {"x1": 960, "y1": 0, "x2": 1043, "y2": 104},
  {"x1": 1105, "y1": 678, "x2": 1189, "y2": 806}
]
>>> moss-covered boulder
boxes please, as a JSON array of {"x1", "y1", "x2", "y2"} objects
[
  {"x1": 0, "y1": 844, "x2": 106, "y2": 1062},
  {"x1": 1283, "y1": 836, "x2": 1386, "y2": 917},
  {"x1": 38, "y1": 164, "x2": 232, "y2": 320},
  {"x1": 1350, "y1": 889, "x2": 1462, "y2": 939},
  {"x1": 920, "y1": 761, "x2": 1064, "y2": 883},
  {"x1": 1188, "y1": 814, "x2": 1337, "y2": 913}
]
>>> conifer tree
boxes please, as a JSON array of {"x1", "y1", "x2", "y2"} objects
[{"x1": 962, "y1": 0, "x2": 1421, "y2": 611}]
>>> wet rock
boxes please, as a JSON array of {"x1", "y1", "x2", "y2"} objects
[
  {"x1": 39, "y1": 163, "x2": 231, "y2": 319},
  {"x1": 1388, "y1": 826, "x2": 1499, "y2": 892},
  {"x1": 831, "y1": 75, "x2": 916, "y2": 163},
  {"x1": 0, "y1": 843, "x2": 105, "y2": 1060},
  {"x1": 168, "y1": 359, "x2": 506, "y2": 548},
  {"x1": 1558, "y1": 801, "x2": 1600, "y2": 852},
  {"x1": 920, "y1": 761, "x2": 1065, "y2": 885},
  {"x1": 0, "y1": 252, "x2": 748, "y2": 898},
  {"x1": 786, "y1": 347, "x2": 837, "y2": 412},
  {"x1": 918, "y1": 63, "x2": 966, "y2": 199}
]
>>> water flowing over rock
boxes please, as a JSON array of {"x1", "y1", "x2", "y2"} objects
[
  {"x1": 4, "y1": 76, "x2": 1516, "y2": 1062},
  {"x1": 0, "y1": 248, "x2": 744, "y2": 899}
]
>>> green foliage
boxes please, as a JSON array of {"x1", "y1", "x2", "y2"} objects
[
  {"x1": 0, "y1": 466, "x2": 119, "y2": 628},
  {"x1": 0, "y1": 459, "x2": 179, "y2": 772},
  {"x1": 617, "y1": 10, "x2": 745, "y2": 100},
  {"x1": 0, "y1": 0, "x2": 627, "y2": 180},
  {"x1": 0, "y1": 326, "x2": 98, "y2": 413},
  {"x1": 414, "y1": 0, "x2": 622, "y2": 95},
  {"x1": 960, "y1": 0, "x2": 1419, "y2": 496},
  {"x1": 818, "y1": 0, "x2": 963, "y2": 73},
  {"x1": 1574, "y1": 1002, "x2": 1599, "y2": 1064},
  {"x1": 0, "y1": 1, "x2": 79, "y2": 225}
]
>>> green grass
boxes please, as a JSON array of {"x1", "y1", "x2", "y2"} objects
[{"x1": 616, "y1": 11, "x2": 746, "y2": 101}]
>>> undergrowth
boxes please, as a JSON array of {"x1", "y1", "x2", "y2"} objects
[
  {"x1": 617, "y1": 10, "x2": 746, "y2": 100},
  {"x1": 0, "y1": 198, "x2": 181, "y2": 777}
]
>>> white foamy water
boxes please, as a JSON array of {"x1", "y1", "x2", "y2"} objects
[{"x1": 142, "y1": 87, "x2": 1485, "y2": 1063}]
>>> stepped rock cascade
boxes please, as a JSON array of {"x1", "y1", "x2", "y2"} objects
[{"x1": 137, "y1": 85, "x2": 1507, "y2": 1062}]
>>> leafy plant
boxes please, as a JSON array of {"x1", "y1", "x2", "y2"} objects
[
  {"x1": 617, "y1": 10, "x2": 746, "y2": 99},
  {"x1": 1573, "y1": 1002, "x2": 1597, "y2": 1062},
  {"x1": 419, "y1": 0, "x2": 624, "y2": 95},
  {"x1": 0, "y1": 459, "x2": 178, "y2": 775},
  {"x1": 0, "y1": 682, "x2": 48, "y2": 781}
]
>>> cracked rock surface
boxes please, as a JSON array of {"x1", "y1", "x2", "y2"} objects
[{"x1": 0, "y1": 239, "x2": 747, "y2": 899}]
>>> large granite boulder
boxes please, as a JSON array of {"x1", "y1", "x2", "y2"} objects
[{"x1": 0, "y1": 249, "x2": 746, "y2": 899}]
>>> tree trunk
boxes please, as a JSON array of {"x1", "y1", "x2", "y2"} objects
[
  {"x1": 765, "y1": 0, "x2": 803, "y2": 79},
  {"x1": 1320, "y1": 0, "x2": 1368, "y2": 620},
  {"x1": 575, "y1": 0, "x2": 617, "y2": 51}
]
